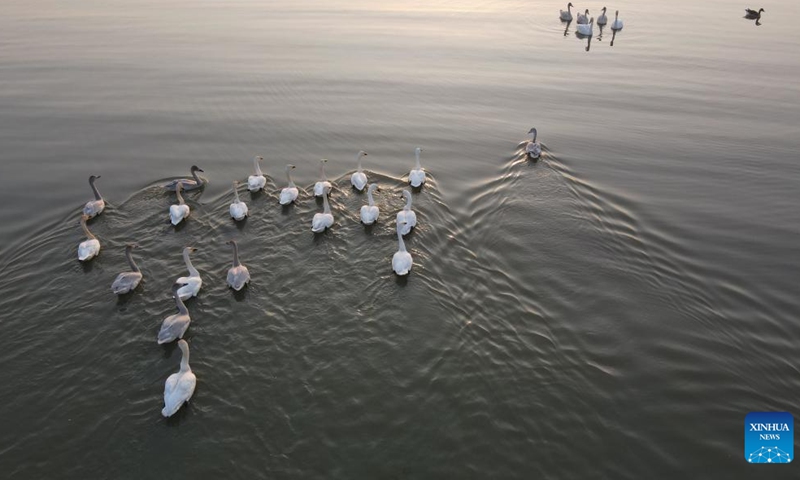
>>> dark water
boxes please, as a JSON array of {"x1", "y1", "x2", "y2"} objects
[{"x1": 1, "y1": 0, "x2": 799, "y2": 478}]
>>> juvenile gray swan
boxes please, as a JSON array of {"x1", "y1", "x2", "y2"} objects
[
  {"x1": 165, "y1": 165, "x2": 205, "y2": 191},
  {"x1": 226, "y1": 240, "x2": 251, "y2": 291},
  {"x1": 83, "y1": 175, "x2": 105, "y2": 218},
  {"x1": 111, "y1": 244, "x2": 143, "y2": 294},
  {"x1": 157, "y1": 284, "x2": 192, "y2": 344}
]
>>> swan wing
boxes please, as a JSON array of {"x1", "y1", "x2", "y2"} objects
[
  {"x1": 78, "y1": 239, "x2": 100, "y2": 261},
  {"x1": 111, "y1": 272, "x2": 142, "y2": 294},
  {"x1": 392, "y1": 251, "x2": 413, "y2": 275},
  {"x1": 351, "y1": 172, "x2": 367, "y2": 191},
  {"x1": 280, "y1": 187, "x2": 298, "y2": 205},
  {"x1": 162, "y1": 371, "x2": 196, "y2": 417},
  {"x1": 227, "y1": 266, "x2": 251, "y2": 291},
  {"x1": 157, "y1": 313, "x2": 191, "y2": 344},
  {"x1": 248, "y1": 175, "x2": 266, "y2": 191}
]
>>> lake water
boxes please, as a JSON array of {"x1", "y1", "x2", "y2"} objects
[{"x1": 1, "y1": 1, "x2": 799, "y2": 478}]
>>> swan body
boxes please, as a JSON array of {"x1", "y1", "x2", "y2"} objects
[
  {"x1": 175, "y1": 246, "x2": 201, "y2": 301},
  {"x1": 577, "y1": 9, "x2": 589, "y2": 24},
  {"x1": 745, "y1": 8, "x2": 764, "y2": 19},
  {"x1": 526, "y1": 128, "x2": 542, "y2": 159},
  {"x1": 408, "y1": 147, "x2": 426, "y2": 188},
  {"x1": 226, "y1": 240, "x2": 250, "y2": 291},
  {"x1": 165, "y1": 165, "x2": 205, "y2": 191},
  {"x1": 611, "y1": 10, "x2": 623, "y2": 30},
  {"x1": 162, "y1": 339, "x2": 197, "y2": 417},
  {"x1": 396, "y1": 190, "x2": 417, "y2": 235},
  {"x1": 77, "y1": 215, "x2": 100, "y2": 261},
  {"x1": 157, "y1": 284, "x2": 191, "y2": 344},
  {"x1": 392, "y1": 221, "x2": 413, "y2": 276},
  {"x1": 311, "y1": 187, "x2": 334, "y2": 232},
  {"x1": 247, "y1": 156, "x2": 267, "y2": 192},
  {"x1": 83, "y1": 175, "x2": 105, "y2": 218},
  {"x1": 169, "y1": 182, "x2": 190, "y2": 225},
  {"x1": 560, "y1": 2, "x2": 574, "y2": 21},
  {"x1": 350, "y1": 150, "x2": 369, "y2": 191},
  {"x1": 360, "y1": 183, "x2": 380, "y2": 225},
  {"x1": 279, "y1": 164, "x2": 299, "y2": 205},
  {"x1": 229, "y1": 181, "x2": 248, "y2": 221},
  {"x1": 111, "y1": 244, "x2": 143, "y2": 294},
  {"x1": 597, "y1": 7, "x2": 608, "y2": 26},
  {"x1": 577, "y1": 17, "x2": 594, "y2": 36},
  {"x1": 314, "y1": 159, "x2": 332, "y2": 197}
]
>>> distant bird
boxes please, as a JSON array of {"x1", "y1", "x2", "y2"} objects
[
  {"x1": 280, "y1": 164, "x2": 299, "y2": 205},
  {"x1": 611, "y1": 10, "x2": 623, "y2": 30},
  {"x1": 157, "y1": 284, "x2": 192, "y2": 344},
  {"x1": 247, "y1": 156, "x2": 267, "y2": 192},
  {"x1": 111, "y1": 244, "x2": 143, "y2": 295},
  {"x1": 314, "y1": 159, "x2": 332, "y2": 197},
  {"x1": 225, "y1": 240, "x2": 250, "y2": 291},
  {"x1": 408, "y1": 147, "x2": 426, "y2": 188},
  {"x1": 175, "y1": 246, "x2": 202, "y2": 301},
  {"x1": 360, "y1": 183, "x2": 380, "y2": 225},
  {"x1": 229, "y1": 181, "x2": 248, "y2": 221},
  {"x1": 597, "y1": 7, "x2": 608, "y2": 26},
  {"x1": 560, "y1": 2, "x2": 574, "y2": 21},
  {"x1": 165, "y1": 165, "x2": 205, "y2": 191},
  {"x1": 350, "y1": 150, "x2": 370, "y2": 191},
  {"x1": 161, "y1": 339, "x2": 197, "y2": 418},
  {"x1": 311, "y1": 187, "x2": 334, "y2": 232},
  {"x1": 577, "y1": 17, "x2": 594, "y2": 36},
  {"x1": 392, "y1": 221, "x2": 413, "y2": 276},
  {"x1": 745, "y1": 8, "x2": 764, "y2": 19},
  {"x1": 83, "y1": 175, "x2": 105, "y2": 218},
  {"x1": 577, "y1": 9, "x2": 590, "y2": 24},
  {"x1": 77, "y1": 214, "x2": 101, "y2": 261},
  {"x1": 396, "y1": 190, "x2": 417, "y2": 235},
  {"x1": 526, "y1": 128, "x2": 542, "y2": 159},
  {"x1": 169, "y1": 182, "x2": 190, "y2": 225}
]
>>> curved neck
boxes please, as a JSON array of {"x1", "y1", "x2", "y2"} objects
[
  {"x1": 615, "y1": 12, "x2": 618, "y2": 20},
  {"x1": 319, "y1": 162, "x2": 327, "y2": 180},
  {"x1": 175, "y1": 184, "x2": 185, "y2": 205},
  {"x1": 404, "y1": 193, "x2": 412, "y2": 211},
  {"x1": 125, "y1": 247, "x2": 139, "y2": 272},
  {"x1": 254, "y1": 158, "x2": 263, "y2": 176},
  {"x1": 397, "y1": 225, "x2": 406, "y2": 252},
  {"x1": 367, "y1": 188, "x2": 375, "y2": 207},
  {"x1": 89, "y1": 178, "x2": 102, "y2": 200},
  {"x1": 175, "y1": 290, "x2": 189, "y2": 315},
  {"x1": 357, "y1": 154, "x2": 364, "y2": 172},
  {"x1": 414, "y1": 151, "x2": 421, "y2": 170},
  {"x1": 183, "y1": 249, "x2": 199, "y2": 277},
  {"x1": 568, "y1": 4, "x2": 572, "y2": 13},
  {"x1": 191, "y1": 169, "x2": 202, "y2": 186},
  {"x1": 230, "y1": 242, "x2": 241, "y2": 267},
  {"x1": 179, "y1": 343, "x2": 190, "y2": 371},
  {"x1": 531, "y1": 131, "x2": 537, "y2": 142},
  {"x1": 286, "y1": 167, "x2": 295, "y2": 187},
  {"x1": 233, "y1": 183, "x2": 240, "y2": 203},
  {"x1": 81, "y1": 217, "x2": 96, "y2": 240},
  {"x1": 322, "y1": 191, "x2": 331, "y2": 214}
]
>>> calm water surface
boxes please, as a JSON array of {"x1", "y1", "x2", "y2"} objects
[{"x1": 1, "y1": 0, "x2": 799, "y2": 478}]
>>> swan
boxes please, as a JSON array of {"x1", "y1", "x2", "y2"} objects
[
  {"x1": 560, "y1": 2, "x2": 574, "y2": 21},
  {"x1": 311, "y1": 187, "x2": 334, "y2": 232},
  {"x1": 577, "y1": 9, "x2": 589, "y2": 24},
  {"x1": 175, "y1": 246, "x2": 202, "y2": 301},
  {"x1": 77, "y1": 214, "x2": 101, "y2": 261},
  {"x1": 597, "y1": 7, "x2": 608, "y2": 25},
  {"x1": 111, "y1": 244, "x2": 143, "y2": 294},
  {"x1": 360, "y1": 183, "x2": 380, "y2": 225},
  {"x1": 611, "y1": 10, "x2": 623, "y2": 30},
  {"x1": 169, "y1": 182, "x2": 190, "y2": 225},
  {"x1": 226, "y1": 240, "x2": 250, "y2": 291},
  {"x1": 745, "y1": 8, "x2": 764, "y2": 19},
  {"x1": 396, "y1": 190, "x2": 417, "y2": 235},
  {"x1": 526, "y1": 128, "x2": 542, "y2": 159},
  {"x1": 314, "y1": 159, "x2": 332, "y2": 197},
  {"x1": 279, "y1": 164, "x2": 299, "y2": 205},
  {"x1": 577, "y1": 17, "x2": 594, "y2": 36},
  {"x1": 247, "y1": 156, "x2": 267, "y2": 192},
  {"x1": 157, "y1": 283, "x2": 192, "y2": 344},
  {"x1": 350, "y1": 150, "x2": 369, "y2": 191},
  {"x1": 83, "y1": 175, "x2": 105, "y2": 218},
  {"x1": 165, "y1": 165, "x2": 205, "y2": 191},
  {"x1": 161, "y1": 339, "x2": 197, "y2": 417},
  {"x1": 229, "y1": 181, "x2": 248, "y2": 221},
  {"x1": 392, "y1": 221, "x2": 413, "y2": 276},
  {"x1": 408, "y1": 147, "x2": 426, "y2": 188}
]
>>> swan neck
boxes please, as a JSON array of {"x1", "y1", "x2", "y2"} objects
[
  {"x1": 183, "y1": 249, "x2": 199, "y2": 277},
  {"x1": 404, "y1": 193, "x2": 412, "y2": 210},
  {"x1": 175, "y1": 290, "x2": 189, "y2": 315},
  {"x1": 322, "y1": 192, "x2": 331, "y2": 214},
  {"x1": 179, "y1": 343, "x2": 190, "y2": 371},
  {"x1": 254, "y1": 158, "x2": 263, "y2": 176},
  {"x1": 320, "y1": 162, "x2": 326, "y2": 180},
  {"x1": 89, "y1": 177, "x2": 102, "y2": 200},
  {"x1": 125, "y1": 246, "x2": 140, "y2": 272},
  {"x1": 286, "y1": 167, "x2": 295, "y2": 187},
  {"x1": 192, "y1": 169, "x2": 202, "y2": 186},
  {"x1": 414, "y1": 151, "x2": 421, "y2": 170},
  {"x1": 175, "y1": 184, "x2": 185, "y2": 205},
  {"x1": 367, "y1": 188, "x2": 374, "y2": 207},
  {"x1": 81, "y1": 217, "x2": 96, "y2": 240},
  {"x1": 397, "y1": 226, "x2": 406, "y2": 252},
  {"x1": 233, "y1": 183, "x2": 240, "y2": 203},
  {"x1": 231, "y1": 242, "x2": 241, "y2": 267},
  {"x1": 357, "y1": 155, "x2": 363, "y2": 173}
]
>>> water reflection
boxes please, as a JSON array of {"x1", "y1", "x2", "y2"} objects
[
  {"x1": 610, "y1": 28, "x2": 619, "y2": 47},
  {"x1": 597, "y1": 25, "x2": 605, "y2": 42},
  {"x1": 562, "y1": 19, "x2": 572, "y2": 37}
]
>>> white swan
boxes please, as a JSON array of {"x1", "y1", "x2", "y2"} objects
[
  {"x1": 175, "y1": 246, "x2": 202, "y2": 301},
  {"x1": 392, "y1": 221, "x2": 413, "y2": 276},
  {"x1": 560, "y1": 2, "x2": 574, "y2": 21},
  {"x1": 226, "y1": 240, "x2": 250, "y2": 291},
  {"x1": 157, "y1": 284, "x2": 192, "y2": 344},
  {"x1": 161, "y1": 339, "x2": 197, "y2": 417},
  {"x1": 314, "y1": 159, "x2": 332, "y2": 197},
  {"x1": 396, "y1": 190, "x2": 417, "y2": 235},
  {"x1": 577, "y1": 17, "x2": 594, "y2": 36},
  {"x1": 408, "y1": 147, "x2": 426, "y2": 188},
  {"x1": 169, "y1": 182, "x2": 190, "y2": 225},
  {"x1": 611, "y1": 10, "x2": 623, "y2": 30},
  {"x1": 311, "y1": 187, "x2": 334, "y2": 232},
  {"x1": 279, "y1": 164, "x2": 299, "y2": 205},
  {"x1": 247, "y1": 156, "x2": 267, "y2": 192},
  {"x1": 577, "y1": 8, "x2": 589, "y2": 24},
  {"x1": 597, "y1": 7, "x2": 608, "y2": 26},
  {"x1": 111, "y1": 244, "x2": 143, "y2": 294},
  {"x1": 229, "y1": 181, "x2": 248, "y2": 221},
  {"x1": 526, "y1": 128, "x2": 542, "y2": 159},
  {"x1": 165, "y1": 165, "x2": 205, "y2": 191},
  {"x1": 360, "y1": 183, "x2": 380, "y2": 225},
  {"x1": 83, "y1": 175, "x2": 105, "y2": 218},
  {"x1": 77, "y1": 214, "x2": 101, "y2": 261},
  {"x1": 350, "y1": 150, "x2": 369, "y2": 191}
]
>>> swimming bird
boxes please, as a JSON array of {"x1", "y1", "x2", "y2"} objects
[
  {"x1": 577, "y1": 9, "x2": 589, "y2": 24},
  {"x1": 560, "y1": 2, "x2": 574, "y2": 21},
  {"x1": 597, "y1": 7, "x2": 608, "y2": 25},
  {"x1": 77, "y1": 214, "x2": 101, "y2": 261},
  {"x1": 314, "y1": 159, "x2": 332, "y2": 197},
  {"x1": 526, "y1": 128, "x2": 542, "y2": 159},
  {"x1": 577, "y1": 17, "x2": 594, "y2": 36},
  {"x1": 396, "y1": 190, "x2": 417, "y2": 235},
  {"x1": 161, "y1": 339, "x2": 197, "y2": 418},
  {"x1": 225, "y1": 240, "x2": 250, "y2": 291},
  {"x1": 280, "y1": 164, "x2": 299, "y2": 205},
  {"x1": 111, "y1": 244, "x2": 143, "y2": 294},
  {"x1": 360, "y1": 183, "x2": 380, "y2": 225},
  {"x1": 311, "y1": 187, "x2": 334, "y2": 232},
  {"x1": 169, "y1": 182, "x2": 190, "y2": 225},
  {"x1": 745, "y1": 8, "x2": 764, "y2": 19},
  {"x1": 408, "y1": 147, "x2": 426, "y2": 188},
  {"x1": 83, "y1": 175, "x2": 105, "y2": 218},
  {"x1": 350, "y1": 150, "x2": 370, "y2": 191},
  {"x1": 392, "y1": 221, "x2": 413, "y2": 276},
  {"x1": 247, "y1": 156, "x2": 267, "y2": 192},
  {"x1": 229, "y1": 181, "x2": 248, "y2": 221},
  {"x1": 175, "y1": 246, "x2": 202, "y2": 301},
  {"x1": 165, "y1": 165, "x2": 205, "y2": 191},
  {"x1": 157, "y1": 284, "x2": 192, "y2": 344},
  {"x1": 611, "y1": 10, "x2": 623, "y2": 30}
]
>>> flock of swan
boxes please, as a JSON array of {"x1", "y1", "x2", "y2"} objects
[
  {"x1": 560, "y1": 3, "x2": 624, "y2": 35},
  {"x1": 75, "y1": 145, "x2": 443, "y2": 417}
]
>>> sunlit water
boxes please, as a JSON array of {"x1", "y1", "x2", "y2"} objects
[{"x1": 1, "y1": 1, "x2": 799, "y2": 478}]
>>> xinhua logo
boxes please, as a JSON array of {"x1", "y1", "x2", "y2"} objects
[{"x1": 745, "y1": 412, "x2": 793, "y2": 464}]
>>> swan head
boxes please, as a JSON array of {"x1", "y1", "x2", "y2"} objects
[
  {"x1": 89, "y1": 175, "x2": 101, "y2": 183},
  {"x1": 401, "y1": 190, "x2": 411, "y2": 200},
  {"x1": 584, "y1": 9, "x2": 589, "y2": 14},
  {"x1": 602, "y1": 6, "x2": 607, "y2": 13},
  {"x1": 286, "y1": 164, "x2": 296, "y2": 170},
  {"x1": 178, "y1": 339, "x2": 189, "y2": 356},
  {"x1": 615, "y1": 10, "x2": 619, "y2": 15},
  {"x1": 126, "y1": 243, "x2": 139, "y2": 250},
  {"x1": 255, "y1": 156, "x2": 263, "y2": 162},
  {"x1": 528, "y1": 127, "x2": 537, "y2": 134},
  {"x1": 568, "y1": 2, "x2": 573, "y2": 7},
  {"x1": 320, "y1": 158, "x2": 328, "y2": 164},
  {"x1": 81, "y1": 214, "x2": 90, "y2": 222},
  {"x1": 415, "y1": 147, "x2": 423, "y2": 154},
  {"x1": 367, "y1": 183, "x2": 378, "y2": 193},
  {"x1": 233, "y1": 180, "x2": 240, "y2": 187},
  {"x1": 183, "y1": 246, "x2": 197, "y2": 255},
  {"x1": 759, "y1": 8, "x2": 765, "y2": 13},
  {"x1": 226, "y1": 239, "x2": 237, "y2": 247},
  {"x1": 190, "y1": 165, "x2": 204, "y2": 173},
  {"x1": 357, "y1": 150, "x2": 368, "y2": 158}
]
